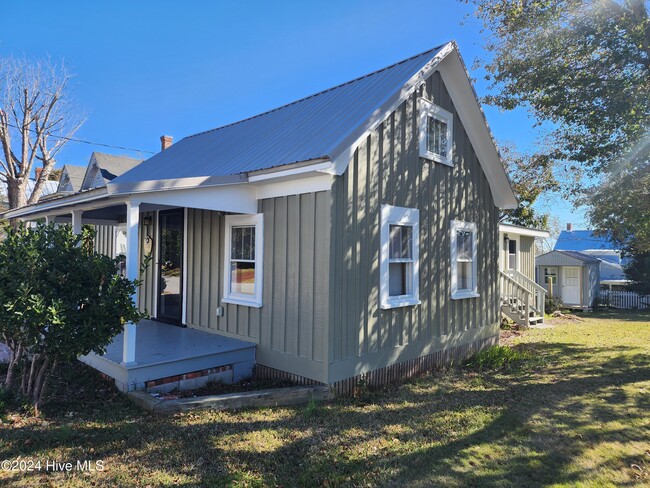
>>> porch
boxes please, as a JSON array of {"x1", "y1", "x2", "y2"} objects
[{"x1": 80, "y1": 319, "x2": 256, "y2": 392}]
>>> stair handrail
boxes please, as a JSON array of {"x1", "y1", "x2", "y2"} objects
[
  {"x1": 499, "y1": 270, "x2": 533, "y2": 326},
  {"x1": 503, "y1": 269, "x2": 546, "y2": 317}
]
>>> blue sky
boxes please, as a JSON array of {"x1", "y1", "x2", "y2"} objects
[{"x1": 0, "y1": 0, "x2": 586, "y2": 228}]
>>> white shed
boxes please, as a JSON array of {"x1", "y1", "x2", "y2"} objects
[{"x1": 536, "y1": 250, "x2": 600, "y2": 309}]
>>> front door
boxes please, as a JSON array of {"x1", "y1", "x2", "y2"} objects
[
  {"x1": 158, "y1": 209, "x2": 184, "y2": 325},
  {"x1": 562, "y1": 266, "x2": 581, "y2": 305}
]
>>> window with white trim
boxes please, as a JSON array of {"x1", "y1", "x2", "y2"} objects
[
  {"x1": 418, "y1": 98, "x2": 453, "y2": 165},
  {"x1": 507, "y1": 238, "x2": 517, "y2": 270},
  {"x1": 223, "y1": 213, "x2": 263, "y2": 308},
  {"x1": 543, "y1": 267, "x2": 558, "y2": 285},
  {"x1": 380, "y1": 205, "x2": 420, "y2": 309},
  {"x1": 451, "y1": 220, "x2": 479, "y2": 299}
]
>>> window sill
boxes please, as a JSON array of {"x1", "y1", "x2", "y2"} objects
[
  {"x1": 451, "y1": 291, "x2": 480, "y2": 300},
  {"x1": 222, "y1": 297, "x2": 263, "y2": 308},
  {"x1": 380, "y1": 297, "x2": 421, "y2": 310},
  {"x1": 420, "y1": 151, "x2": 453, "y2": 167}
]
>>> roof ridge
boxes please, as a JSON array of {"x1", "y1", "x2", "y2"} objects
[{"x1": 186, "y1": 43, "x2": 450, "y2": 140}]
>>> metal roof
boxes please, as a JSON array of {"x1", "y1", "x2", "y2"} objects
[
  {"x1": 111, "y1": 44, "x2": 448, "y2": 185},
  {"x1": 554, "y1": 230, "x2": 617, "y2": 251},
  {"x1": 538, "y1": 250, "x2": 601, "y2": 265},
  {"x1": 0, "y1": 178, "x2": 58, "y2": 205}
]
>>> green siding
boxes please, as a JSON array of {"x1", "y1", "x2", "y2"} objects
[
  {"x1": 93, "y1": 225, "x2": 115, "y2": 257},
  {"x1": 137, "y1": 211, "x2": 157, "y2": 316},
  {"x1": 520, "y1": 235, "x2": 536, "y2": 282},
  {"x1": 328, "y1": 71, "x2": 500, "y2": 381},
  {"x1": 184, "y1": 192, "x2": 331, "y2": 382}
]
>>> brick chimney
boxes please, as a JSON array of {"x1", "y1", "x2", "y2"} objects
[
  {"x1": 567, "y1": 223, "x2": 573, "y2": 232},
  {"x1": 160, "y1": 135, "x2": 173, "y2": 151},
  {"x1": 35, "y1": 167, "x2": 42, "y2": 180}
]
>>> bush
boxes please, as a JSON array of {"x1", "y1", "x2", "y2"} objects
[
  {"x1": 467, "y1": 345, "x2": 530, "y2": 370},
  {"x1": 0, "y1": 222, "x2": 146, "y2": 410},
  {"x1": 545, "y1": 295, "x2": 564, "y2": 314}
]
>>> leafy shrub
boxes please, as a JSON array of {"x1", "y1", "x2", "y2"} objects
[
  {"x1": 545, "y1": 295, "x2": 564, "y2": 314},
  {"x1": 467, "y1": 345, "x2": 530, "y2": 370}
]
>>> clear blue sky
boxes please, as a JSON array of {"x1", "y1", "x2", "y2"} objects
[{"x1": 0, "y1": 0, "x2": 586, "y2": 229}]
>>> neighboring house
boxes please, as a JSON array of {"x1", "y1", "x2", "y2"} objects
[
  {"x1": 80, "y1": 152, "x2": 143, "y2": 191},
  {"x1": 2, "y1": 42, "x2": 519, "y2": 393},
  {"x1": 0, "y1": 178, "x2": 58, "y2": 210},
  {"x1": 57, "y1": 164, "x2": 86, "y2": 193},
  {"x1": 555, "y1": 224, "x2": 630, "y2": 290},
  {"x1": 498, "y1": 223, "x2": 550, "y2": 326},
  {"x1": 536, "y1": 250, "x2": 600, "y2": 309}
]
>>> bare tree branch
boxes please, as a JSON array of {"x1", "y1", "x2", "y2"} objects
[{"x1": 0, "y1": 56, "x2": 83, "y2": 208}]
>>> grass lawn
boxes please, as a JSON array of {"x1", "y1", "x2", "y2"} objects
[{"x1": 1, "y1": 310, "x2": 649, "y2": 487}]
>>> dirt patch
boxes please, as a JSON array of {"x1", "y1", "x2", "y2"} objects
[
  {"x1": 547, "y1": 310, "x2": 586, "y2": 325},
  {"x1": 500, "y1": 328, "x2": 525, "y2": 346}
]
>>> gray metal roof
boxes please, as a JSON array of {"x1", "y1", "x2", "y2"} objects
[
  {"x1": 537, "y1": 250, "x2": 601, "y2": 265},
  {"x1": 111, "y1": 44, "x2": 448, "y2": 185}
]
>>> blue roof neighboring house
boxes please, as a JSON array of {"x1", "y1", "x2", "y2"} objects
[{"x1": 554, "y1": 224, "x2": 630, "y2": 284}]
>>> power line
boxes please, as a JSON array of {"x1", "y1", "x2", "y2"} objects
[{"x1": 3, "y1": 121, "x2": 156, "y2": 155}]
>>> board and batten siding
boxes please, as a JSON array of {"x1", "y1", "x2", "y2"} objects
[
  {"x1": 93, "y1": 225, "x2": 115, "y2": 257},
  {"x1": 328, "y1": 71, "x2": 500, "y2": 382},
  {"x1": 184, "y1": 192, "x2": 331, "y2": 383},
  {"x1": 519, "y1": 235, "x2": 536, "y2": 282},
  {"x1": 137, "y1": 211, "x2": 157, "y2": 316}
]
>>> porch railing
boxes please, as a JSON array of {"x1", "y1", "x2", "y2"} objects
[{"x1": 499, "y1": 270, "x2": 546, "y2": 326}]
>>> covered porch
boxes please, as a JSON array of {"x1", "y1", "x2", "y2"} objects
[
  {"x1": 4, "y1": 185, "x2": 262, "y2": 391},
  {"x1": 80, "y1": 319, "x2": 256, "y2": 392}
]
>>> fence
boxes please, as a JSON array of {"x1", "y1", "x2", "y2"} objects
[{"x1": 600, "y1": 290, "x2": 650, "y2": 309}]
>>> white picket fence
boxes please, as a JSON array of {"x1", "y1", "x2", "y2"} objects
[{"x1": 600, "y1": 290, "x2": 650, "y2": 309}]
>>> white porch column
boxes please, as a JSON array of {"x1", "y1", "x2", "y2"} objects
[
  {"x1": 122, "y1": 200, "x2": 140, "y2": 365},
  {"x1": 71, "y1": 210, "x2": 83, "y2": 234},
  {"x1": 44, "y1": 215, "x2": 52, "y2": 225}
]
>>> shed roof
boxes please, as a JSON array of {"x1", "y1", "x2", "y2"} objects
[{"x1": 537, "y1": 250, "x2": 601, "y2": 267}]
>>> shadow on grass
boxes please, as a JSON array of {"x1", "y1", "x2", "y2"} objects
[{"x1": 1, "y1": 338, "x2": 649, "y2": 487}]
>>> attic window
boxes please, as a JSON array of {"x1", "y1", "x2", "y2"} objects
[{"x1": 418, "y1": 98, "x2": 453, "y2": 166}]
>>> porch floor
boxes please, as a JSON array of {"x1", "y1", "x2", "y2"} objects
[{"x1": 80, "y1": 320, "x2": 256, "y2": 391}]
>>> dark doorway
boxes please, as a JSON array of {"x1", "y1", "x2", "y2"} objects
[{"x1": 157, "y1": 209, "x2": 184, "y2": 325}]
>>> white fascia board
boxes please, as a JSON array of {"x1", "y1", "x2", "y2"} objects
[
  {"x1": 329, "y1": 42, "x2": 456, "y2": 175},
  {"x1": 131, "y1": 184, "x2": 259, "y2": 215},
  {"x1": 248, "y1": 161, "x2": 333, "y2": 182},
  {"x1": 437, "y1": 51, "x2": 517, "y2": 209},
  {"x1": 255, "y1": 174, "x2": 333, "y2": 200},
  {"x1": 499, "y1": 224, "x2": 551, "y2": 239},
  {"x1": 330, "y1": 41, "x2": 518, "y2": 210}
]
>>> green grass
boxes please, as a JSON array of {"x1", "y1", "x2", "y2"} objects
[{"x1": 1, "y1": 310, "x2": 649, "y2": 487}]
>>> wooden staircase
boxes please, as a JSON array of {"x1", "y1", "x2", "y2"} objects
[{"x1": 499, "y1": 270, "x2": 546, "y2": 327}]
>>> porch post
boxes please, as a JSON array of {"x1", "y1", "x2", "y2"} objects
[
  {"x1": 71, "y1": 209, "x2": 83, "y2": 234},
  {"x1": 122, "y1": 200, "x2": 140, "y2": 365},
  {"x1": 44, "y1": 215, "x2": 52, "y2": 225}
]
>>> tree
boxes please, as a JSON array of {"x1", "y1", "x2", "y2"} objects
[
  {"x1": 467, "y1": 0, "x2": 649, "y2": 176},
  {"x1": 0, "y1": 222, "x2": 144, "y2": 411},
  {"x1": 500, "y1": 144, "x2": 557, "y2": 229},
  {"x1": 586, "y1": 158, "x2": 650, "y2": 254},
  {"x1": 0, "y1": 57, "x2": 83, "y2": 209},
  {"x1": 624, "y1": 252, "x2": 650, "y2": 295}
]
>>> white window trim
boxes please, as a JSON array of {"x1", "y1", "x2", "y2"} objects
[
  {"x1": 451, "y1": 219, "x2": 479, "y2": 300},
  {"x1": 380, "y1": 204, "x2": 420, "y2": 309},
  {"x1": 418, "y1": 97, "x2": 454, "y2": 166},
  {"x1": 505, "y1": 234, "x2": 519, "y2": 272},
  {"x1": 222, "y1": 213, "x2": 264, "y2": 308}
]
